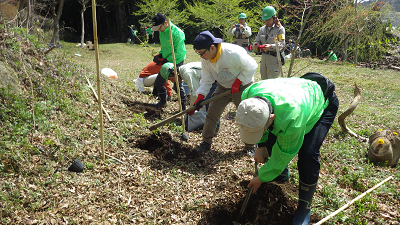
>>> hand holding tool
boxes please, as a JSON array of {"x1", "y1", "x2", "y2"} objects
[
  {"x1": 237, "y1": 161, "x2": 258, "y2": 222},
  {"x1": 148, "y1": 90, "x2": 231, "y2": 131},
  {"x1": 231, "y1": 79, "x2": 242, "y2": 94}
]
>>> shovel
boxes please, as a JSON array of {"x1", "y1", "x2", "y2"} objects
[
  {"x1": 148, "y1": 90, "x2": 231, "y2": 131},
  {"x1": 236, "y1": 161, "x2": 258, "y2": 222}
]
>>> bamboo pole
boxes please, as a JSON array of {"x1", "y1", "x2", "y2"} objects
[
  {"x1": 84, "y1": 74, "x2": 112, "y2": 122},
  {"x1": 314, "y1": 175, "x2": 393, "y2": 225},
  {"x1": 274, "y1": 37, "x2": 284, "y2": 77},
  {"x1": 91, "y1": 0, "x2": 105, "y2": 160},
  {"x1": 167, "y1": 19, "x2": 186, "y2": 133}
]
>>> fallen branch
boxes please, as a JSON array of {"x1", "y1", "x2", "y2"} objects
[
  {"x1": 337, "y1": 83, "x2": 368, "y2": 142},
  {"x1": 105, "y1": 153, "x2": 125, "y2": 164},
  {"x1": 389, "y1": 65, "x2": 400, "y2": 71},
  {"x1": 84, "y1": 75, "x2": 112, "y2": 122},
  {"x1": 314, "y1": 175, "x2": 393, "y2": 225},
  {"x1": 44, "y1": 46, "x2": 56, "y2": 55}
]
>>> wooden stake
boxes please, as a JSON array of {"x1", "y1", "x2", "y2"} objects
[
  {"x1": 274, "y1": 37, "x2": 284, "y2": 77},
  {"x1": 314, "y1": 175, "x2": 393, "y2": 225},
  {"x1": 167, "y1": 19, "x2": 186, "y2": 133},
  {"x1": 91, "y1": 0, "x2": 105, "y2": 160}
]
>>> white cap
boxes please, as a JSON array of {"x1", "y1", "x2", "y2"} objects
[{"x1": 236, "y1": 98, "x2": 271, "y2": 144}]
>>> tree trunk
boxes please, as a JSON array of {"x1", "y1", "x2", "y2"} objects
[
  {"x1": 80, "y1": 6, "x2": 86, "y2": 47},
  {"x1": 115, "y1": 2, "x2": 125, "y2": 42},
  {"x1": 288, "y1": 1, "x2": 313, "y2": 77},
  {"x1": 50, "y1": 0, "x2": 65, "y2": 45},
  {"x1": 354, "y1": 0, "x2": 359, "y2": 65},
  {"x1": 18, "y1": 0, "x2": 29, "y2": 27}
]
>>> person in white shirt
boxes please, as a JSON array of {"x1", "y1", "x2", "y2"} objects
[{"x1": 190, "y1": 31, "x2": 258, "y2": 155}]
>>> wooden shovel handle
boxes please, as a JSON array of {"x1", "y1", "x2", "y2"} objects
[{"x1": 148, "y1": 90, "x2": 231, "y2": 131}]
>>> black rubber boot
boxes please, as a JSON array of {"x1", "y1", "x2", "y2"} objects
[
  {"x1": 181, "y1": 99, "x2": 186, "y2": 111},
  {"x1": 152, "y1": 86, "x2": 158, "y2": 98},
  {"x1": 292, "y1": 181, "x2": 317, "y2": 225},
  {"x1": 153, "y1": 92, "x2": 167, "y2": 108}
]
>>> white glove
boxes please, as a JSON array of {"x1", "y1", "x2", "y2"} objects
[{"x1": 135, "y1": 77, "x2": 144, "y2": 92}]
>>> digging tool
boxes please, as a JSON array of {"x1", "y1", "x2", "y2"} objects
[
  {"x1": 148, "y1": 90, "x2": 231, "y2": 131},
  {"x1": 236, "y1": 161, "x2": 259, "y2": 222},
  {"x1": 167, "y1": 18, "x2": 187, "y2": 141}
]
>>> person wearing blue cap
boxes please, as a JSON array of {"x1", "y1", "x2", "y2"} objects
[{"x1": 190, "y1": 30, "x2": 258, "y2": 155}]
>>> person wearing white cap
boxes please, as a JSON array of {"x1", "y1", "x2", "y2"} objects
[
  {"x1": 191, "y1": 30, "x2": 258, "y2": 154},
  {"x1": 138, "y1": 13, "x2": 186, "y2": 107},
  {"x1": 235, "y1": 73, "x2": 339, "y2": 225}
]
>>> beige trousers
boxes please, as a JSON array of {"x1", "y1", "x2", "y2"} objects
[
  {"x1": 202, "y1": 83, "x2": 253, "y2": 148},
  {"x1": 260, "y1": 53, "x2": 280, "y2": 80}
]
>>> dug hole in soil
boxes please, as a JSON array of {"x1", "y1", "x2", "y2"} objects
[{"x1": 135, "y1": 132, "x2": 322, "y2": 224}]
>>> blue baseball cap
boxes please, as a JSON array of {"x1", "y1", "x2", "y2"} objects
[{"x1": 193, "y1": 31, "x2": 223, "y2": 50}]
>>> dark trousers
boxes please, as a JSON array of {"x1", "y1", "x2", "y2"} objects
[
  {"x1": 265, "y1": 92, "x2": 339, "y2": 184},
  {"x1": 154, "y1": 61, "x2": 186, "y2": 105}
]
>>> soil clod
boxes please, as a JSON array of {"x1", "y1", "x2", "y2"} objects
[{"x1": 123, "y1": 100, "x2": 162, "y2": 119}]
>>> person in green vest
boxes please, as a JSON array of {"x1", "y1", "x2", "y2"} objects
[
  {"x1": 325, "y1": 47, "x2": 338, "y2": 62},
  {"x1": 146, "y1": 26, "x2": 154, "y2": 44},
  {"x1": 138, "y1": 13, "x2": 187, "y2": 108},
  {"x1": 128, "y1": 25, "x2": 138, "y2": 44},
  {"x1": 235, "y1": 74, "x2": 339, "y2": 225}
]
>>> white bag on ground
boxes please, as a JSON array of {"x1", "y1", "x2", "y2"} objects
[
  {"x1": 101, "y1": 68, "x2": 118, "y2": 79},
  {"x1": 184, "y1": 106, "x2": 207, "y2": 132}
]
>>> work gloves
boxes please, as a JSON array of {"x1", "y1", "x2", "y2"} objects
[
  {"x1": 258, "y1": 45, "x2": 266, "y2": 52},
  {"x1": 231, "y1": 78, "x2": 242, "y2": 94},
  {"x1": 188, "y1": 94, "x2": 205, "y2": 115},
  {"x1": 153, "y1": 54, "x2": 168, "y2": 65}
]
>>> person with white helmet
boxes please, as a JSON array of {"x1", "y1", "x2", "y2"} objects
[
  {"x1": 253, "y1": 6, "x2": 285, "y2": 79},
  {"x1": 235, "y1": 73, "x2": 339, "y2": 225},
  {"x1": 228, "y1": 13, "x2": 252, "y2": 52}
]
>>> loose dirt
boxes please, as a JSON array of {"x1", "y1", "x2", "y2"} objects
[
  {"x1": 123, "y1": 99, "x2": 162, "y2": 120},
  {"x1": 135, "y1": 132, "x2": 323, "y2": 224}
]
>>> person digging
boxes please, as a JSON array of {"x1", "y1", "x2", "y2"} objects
[
  {"x1": 160, "y1": 61, "x2": 220, "y2": 131},
  {"x1": 191, "y1": 31, "x2": 258, "y2": 155},
  {"x1": 235, "y1": 74, "x2": 339, "y2": 225}
]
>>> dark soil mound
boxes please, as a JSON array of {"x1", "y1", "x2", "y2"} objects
[
  {"x1": 123, "y1": 100, "x2": 162, "y2": 119},
  {"x1": 136, "y1": 132, "x2": 194, "y2": 160},
  {"x1": 199, "y1": 181, "x2": 298, "y2": 225},
  {"x1": 135, "y1": 132, "x2": 322, "y2": 224}
]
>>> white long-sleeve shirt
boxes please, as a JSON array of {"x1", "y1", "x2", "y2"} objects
[
  {"x1": 196, "y1": 43, "x2": 257, "y2": 97},
  {"x1": 178, "y1": 62, "x2": 202, "y2": 105}
]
